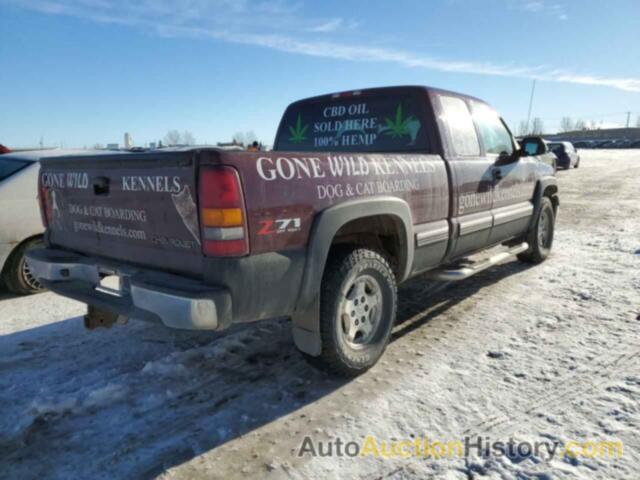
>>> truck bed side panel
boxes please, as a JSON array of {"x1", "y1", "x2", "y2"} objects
[{"x1": 211, "y1": 151, "x2": 449, "y2": 254}]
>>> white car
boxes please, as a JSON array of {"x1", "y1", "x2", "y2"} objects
[{"x1": 0, "y1": 149, "x2": 100, "y2": 294}]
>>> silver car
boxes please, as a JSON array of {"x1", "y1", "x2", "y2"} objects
[{"x1": 0, "y1": 149, "x2": 98, "y2": 294}]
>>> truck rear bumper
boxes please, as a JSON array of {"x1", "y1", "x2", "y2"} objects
[{"x1": 25, "y1": 248, "x2": 232, "y2": 330}]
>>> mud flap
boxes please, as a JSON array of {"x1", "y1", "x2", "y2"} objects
[{"x1": 292, "y1": 323, "x2": 322, "y2": 356}]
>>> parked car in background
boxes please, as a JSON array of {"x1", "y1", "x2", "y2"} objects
[
  {"x1": 595, "y1": 140, "x2": 614, "y2": 149},
  {"x1": 0, "y1": 151, "x2": 46, "y2": 293},
  {"x1": 0, "y1": 149, "x2": 106, "y2": 294},
  {"x1": 612, "y1": 139, "x2": 633, "y2": 149},
  {"x1": 547, "y1": 141, "x2": 580, "y2": 169}
]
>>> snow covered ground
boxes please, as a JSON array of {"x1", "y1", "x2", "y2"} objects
[{"x1": 0, "y1": 150, "x2": 638, "y2": 479}]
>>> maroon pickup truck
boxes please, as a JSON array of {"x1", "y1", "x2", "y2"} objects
[{"x1": 27, "y1": 86, "x2": 558, "y2": 376}]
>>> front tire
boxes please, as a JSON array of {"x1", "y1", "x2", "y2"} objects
[
  {"x1": 517, "y1": 197, "x2": 555, "y2": 264},
  {"x1": 312, "y1": 247, "x2": 397, "y2": 376},
  {"x1": 3, "y1": 237, "x2": 45, "y2": 295}
]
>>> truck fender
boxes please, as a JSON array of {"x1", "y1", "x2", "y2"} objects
[
  {"x1": 529, "y1": 176, "x2": 559, "y2": 232},
  {"x1": 291, "y1": 196, "x2": 414, "y2": 356}
]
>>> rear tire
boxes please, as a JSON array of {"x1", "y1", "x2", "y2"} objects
[
  {"x1": 517, "y1": 197, "x2": 555, "y2": 264},
  {"x1": 3, "y1": 237, "x2": 45, "y2": 295},
  {"x1": 311, "y1": 247, "x2": 397, "y2": 377}
]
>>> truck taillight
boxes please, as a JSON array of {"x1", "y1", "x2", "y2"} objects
[{"x1": 198, "y1": 166, "x2": 249, "y2": 256}]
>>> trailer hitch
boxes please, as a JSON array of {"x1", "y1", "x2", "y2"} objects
[{"x1": 84, "y1": 305, "x2": 128, "y2": 330}]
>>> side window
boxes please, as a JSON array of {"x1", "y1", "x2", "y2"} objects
[
  {"x1": 472, "y1": 102, "x2": 514, "y2": 155},
  {"x1": 439, "y1": 96, "x2": 480, "y2": 156}
]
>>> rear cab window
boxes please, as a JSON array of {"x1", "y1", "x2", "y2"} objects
[
  {"x1": 274, "y1": 90, "x2": 430, "y2": 152},
  {"x1": 0, "y1": 158, "x2": 30, "y2": 182}
]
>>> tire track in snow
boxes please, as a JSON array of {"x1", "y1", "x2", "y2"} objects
[{"x1": 463, "y1": 350, "x2": 640, "y2": 437}]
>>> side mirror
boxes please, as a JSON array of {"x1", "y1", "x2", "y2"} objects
[{"x1": 496, "y1": 150, "x2": 518, "y2": 165}]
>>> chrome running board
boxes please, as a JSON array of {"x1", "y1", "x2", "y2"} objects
[{"x1": 426, "y1": 242, "x2": 529, "y2": 281}]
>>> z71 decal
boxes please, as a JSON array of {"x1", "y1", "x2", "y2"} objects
[{"x1": 258, "y1": 217, "x2": 302, "y2": 235}]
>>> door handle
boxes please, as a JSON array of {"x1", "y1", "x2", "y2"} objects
[
  {"x1": 93, "y1": 176, "x2": 110, "y2": 195},
  {"x1": 493, "y1": 169, "x2": 503, "y2": 181}
]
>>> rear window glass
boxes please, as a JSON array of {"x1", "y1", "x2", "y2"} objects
[
  {"x1": 275, "y1": 94, "x2": 429, "y2": 152},
  {"x1": 548, "y1": 143, "x2": 563, "y2": 152},
  {"x1": 0, "y1": 158, "x2": 30, "y2": 182}
]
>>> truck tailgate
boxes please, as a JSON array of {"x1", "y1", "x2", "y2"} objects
[{"x1": 40, "y1": 151, "x2": 204, "y2": 276}]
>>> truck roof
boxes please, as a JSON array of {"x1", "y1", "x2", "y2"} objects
[{"x1": 286, "y1": 85, "x2": 488, "y2": 107}]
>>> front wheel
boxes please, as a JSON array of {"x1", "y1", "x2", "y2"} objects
[
  {"x1": 517, "y1": 197, "x2": 555, "y2": 264},
  {"x1": 311, "y1": 247, "x2": 397, "y2": 376}
]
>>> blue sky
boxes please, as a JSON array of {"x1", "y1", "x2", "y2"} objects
[{"x1": 1, "y1": 0, "x2": 639, "y2": 148}]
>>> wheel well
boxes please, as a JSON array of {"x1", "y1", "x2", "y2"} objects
[
  {"x1": 543, "y1": 185, "x2": 559, "y2": 215},
  {"x1": 330, "y1": 215, "x2": 404, "y2": 278},
  {"x1": 1, "y1": 234, "x2": 44, "y2": 275}
]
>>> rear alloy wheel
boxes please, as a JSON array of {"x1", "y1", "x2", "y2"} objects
[
  {"x1": 3, "y1": 238, "x2": 45, "y2": 295},
  {"x1": 338, "y1": 274, "x2": 384, "y2": 348},
  {"x1": 312, "y1": 247, "x2": 397, "y2": 376},
  {"x1": 517, "y1": 197, "x2": 555, "y2": 264}
]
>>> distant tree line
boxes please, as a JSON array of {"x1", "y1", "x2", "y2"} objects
[
  {"x1": 88, "y1": 129, "x2": 264, "y2": 150},
  {"x1": 163, "y1": 130, "x2": 196, "y2": 146},
  {"x1": 232, "y1": 131, "x2": 259, "y2": 147},
  {"x1": 160, "y1": 129, "x2": 263, "y2": 147},
  {"x1": 516, "y1": 115, "x2": 638, "y2": 136},
  {"x1": 517, "y1": 118, "x2": 545, "y2": 136}
]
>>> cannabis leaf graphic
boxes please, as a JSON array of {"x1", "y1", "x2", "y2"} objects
[
  {"x1": 383, "y1": 104, "x2": 417, "y2": 138},
  {"x1": 288, "y1": 114, "x2": 309, "y2": 143}
]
